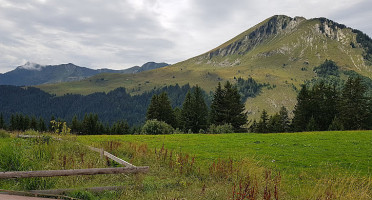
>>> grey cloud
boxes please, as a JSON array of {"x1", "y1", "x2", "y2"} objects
[{"x1": 0, "y1": 0, "x2": 371, "y2": 73}]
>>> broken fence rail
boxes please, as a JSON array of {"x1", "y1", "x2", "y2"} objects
[{"x1": 0, "y1": 167, "x2": 149, "y2": 179}]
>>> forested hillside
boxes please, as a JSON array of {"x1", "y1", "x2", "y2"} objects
[{"x1": 0, "y1": 84, "x2": 198, "y2": 125}]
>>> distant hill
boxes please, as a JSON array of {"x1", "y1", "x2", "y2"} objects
[
  {"x1": 35, "y1": 15, "x2": 372, "y2": 118},
  {"x1": 0, "y1": 62, "x2": 168, "y2": 86}
]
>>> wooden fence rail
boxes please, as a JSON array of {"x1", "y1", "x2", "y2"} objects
[
  {"x1": 87, "y1": 146, "x2": 136, "y2": 168},
  {"x1": 0, "y1": 167, "x2": 149, "y2": 179}
]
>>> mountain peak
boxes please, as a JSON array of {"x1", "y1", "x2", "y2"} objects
[{"x1": 18, "y1": 62, "x2": 45, "y2": 71}]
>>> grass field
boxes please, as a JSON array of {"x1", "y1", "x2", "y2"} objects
[
  {"x1": 78, "y1": 130, "x2": 372, "y2": 199},
  {"x1": 1, "y1": 130, "x2": 371, "y2": 199}
]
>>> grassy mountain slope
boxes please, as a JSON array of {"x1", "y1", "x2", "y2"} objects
[{"x1": 37, "y1": 15, "x2": 372, "y2": 119}]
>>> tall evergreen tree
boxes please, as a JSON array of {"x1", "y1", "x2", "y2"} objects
[
  {"x1": 10, "y1": 114, "x2": 16, "y2": 131},
  {"x1": 210, "y1": 82, "x2": 225, "y2": 125},
  {"x1": 311, "y1": 82, "x2": 339, "y2": 131},
  {"x1": 292, "y1": 85, "x2": 311, "y2": 132},
  {"x1": 193, "y1": 86, "x2": 209, "y2": 132},
  {"x1": 278, "y1": 106, "x2": 291, "y2": 132},
  {"x1": 181, "y1": 91, "x2": 194, "y2": 132},
  {"x1": 0, "y1": 113, "x2": 4, "y2": 129},
  {"x1": 257, "y1": 109, "x2": 269, "y2": 133},
  {"x1": 223, "y1": 81, "x2": 247, "y2": 132},
  {"x1": 146, "y1": 92, "x2": 176, "y2": 127},
  {"x1": 210, "y1": 81, "x2": 247, "y2": 132},
  {"x1": 30, "y1": 116, "x2": 38, "y2": 130},
  {"x1": 181, "y1": 86, "x2": 209, "y2": 133},
  {"x1": 339, "y1": 77, "x2": 370, "y2": 130},
  {"x1": 38, "y1": 117, "x2": 46, "y2": 132},
  {"x1": 70, "y1": 115, "x2": 81, "y2": 134}
]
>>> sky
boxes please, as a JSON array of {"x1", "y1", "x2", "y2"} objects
[{"x1": 0, "y1": 0, "x2": 371, "y2": 73}]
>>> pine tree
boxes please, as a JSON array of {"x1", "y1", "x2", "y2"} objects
[
  {"x1": 181, "y1": 91, "x2": 194, "y2": 132},
  {"x1": 257, "y1": 110, "x2": 269, "y2": 133},
  {"x1": 38, "y1": 117, "x2": 46, "y2": 132},
  {"x1": 311, "y1": 81, "x2": 339, "y2": 131},
  {"x1": 328, "y1": 116, "x2": 344, "y2": 131},
  {"x1": 181, "y1": 86, "x2": 209, "y2": 133},
  {"x1": 339, "y1": 77, "x2": 369, "y2": 130},
  {"x1": 71, "y1": 115, "x2": 81, "y2": 134},
  {"x1": 278, "y1": 106, "x2": 290, "y2": 132},
  {"x1": 146, "y1": 92, "x2": 176, "y2": 127},
  {"x1": 249, "y1": 119, "x2": 257, "y2": 133},
  {"x1": 30, "y1": 116, "x2": 38, "y2": 130},
  {"x1": 223, "y1": 81, "x2": 247, "y2": 132},
  {"x1": 23, "y1": 115, "x2": 30, "y2": 131},
  {"x1": 268, "y1": 114, "x2": 281, "y2": 133},
  {"x1": 306, "y1": 116, "x2": 318, "y2": 131},
  {"x1": 10, "y1": 114, "x2": 16, "y2": 131},
  {"x1": 147, "y1": 94, "x2": 160, "y2": 121},
  {"x1": 292, "y1": 85, "x2": 311, "y2": 132},
  {"x1": 193, "y1": 86, "x2": 209, "y2": 132},
  {"x1": 210, "y1": 81, "x2": 247, "y2": 132},
  {"x1": 0, "y1": 113, "x2": 4, "y2": 129},
  {"x1": 210, "y1": 82, "x2": 225, "y2": 125}
]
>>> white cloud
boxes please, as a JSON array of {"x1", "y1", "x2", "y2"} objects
[{"x1": 0, "y1": 0, "x2": 371, "y2": 73}]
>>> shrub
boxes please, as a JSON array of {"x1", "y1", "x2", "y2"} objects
[
  {"x1": 0, "y1": 130, "x2": 9, "y2": 138},
  {"x1": 208, "y1": 124, "x2": 234, "y2": 134},
  {"x1": 141, "y1": 119, "x2": 174, "y2": 135}
]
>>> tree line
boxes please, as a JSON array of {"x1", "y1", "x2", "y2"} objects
[
  {"x1": 251, "y1": 76, "x2": 372, "y2": 133},
  {"x1": 144, "y1": 81, "x2": 248, "y2": 134},
  {"x1": 0, "y1": 113, "x2": 137, "y2": 135}
]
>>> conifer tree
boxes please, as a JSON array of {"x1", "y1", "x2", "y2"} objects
[
  {"x1": 210, "y1": 82, "x2": 225, "y2": 125},
  {"x1": 181, "y1": 91, "x2": 194, "y2": 132},
  {"x1": 0, "y1": 113, "x2": 4, "y2": 129},
  {"x1": 210, "y1": 81, "x2": 247, "y2": 132},
  {"x1": 181, "y1": 86, "x2": 208, "y2": 133},
  {"x1": 10, "y1": 114, "x2": 16, "y2": 131},
  {"x1": 71, "y1": 115, "x2": 81, "y2": 134},
  {"x1": 38, "y1": 117, "x2": 46, "y2": 132},
  {"x1": 278, "y1": 106, "x2": 291, "y2": 132},
  {"x1": 146, "y1": 92, "x2": 176, "y2": 127},
  {"x1": 328, "y1": 116, "x2": 344, "y2": 131},
  {"x1": 292, "y1": 85, "x2": 311, "y2": 132},
  {"x1": 257, "y1": 109, "x2": 269, "y2": 133},
  {"x1": 30, "y1": 116, "x2": 38, "y2": 130},
  {"x1": 339, "y1": 77, "x2": 370, "y2": 130},
  {"x1": 223, "y1": 81, "x2": 247, "y2": 132},
  {"x1": 306, "y1": 116, "x2": 317, "y2": 131}
]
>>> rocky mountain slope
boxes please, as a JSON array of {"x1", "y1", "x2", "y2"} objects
[
  {"x1": 0, "y1": 62, "x2": 168, "y2": 86},
  {"x1": 37, "y1": 15, "x2": 372, "y2": 118}
]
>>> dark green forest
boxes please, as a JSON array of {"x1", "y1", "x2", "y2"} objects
[
  {"x1": 0, "y1": 77, "x2": 261, "y2": 129},
  {"x1": 0, "y1": 84, "x2": 200, "y2": 126}
]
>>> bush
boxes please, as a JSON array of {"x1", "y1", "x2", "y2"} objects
[
  {"x1": 208, "y1": 124, "x2": 234, "y2": 134},
  {"x1": 0, "y1": 130, "x2": 9, "y2": 138},
  {"x1": 141, "y1": 119, "x2": 174, "y2": 135}
]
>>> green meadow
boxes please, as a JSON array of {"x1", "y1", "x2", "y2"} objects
[
  {"x1": 79, "y1": 130, "x2": 372, "y2": 199},
  {"x1": 1, "y1": 130, "x2": 371, "y2": 199}
]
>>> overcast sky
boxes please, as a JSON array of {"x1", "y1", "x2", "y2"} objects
[{"x1": 0, "y1": 0, "x2": 371, "y2": 73}]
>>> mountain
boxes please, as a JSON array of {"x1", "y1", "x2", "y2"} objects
[
  {"x1": 37, "y1": 15, "x2": 372, "y2": 118},
  {"x1": 0, "y1": 62, "x2": 169, "y2": 86},
  {"x1": 118, "y1": 62, "x2": 169, "y2": 74}
]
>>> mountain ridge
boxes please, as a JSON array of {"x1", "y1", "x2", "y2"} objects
[{"x1": 0, "y1": 62, "x2": 169, "y2": 86}]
